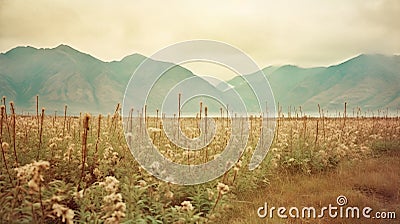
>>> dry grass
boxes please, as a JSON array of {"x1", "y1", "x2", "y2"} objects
[
  {"x1": 221, "y1": 151, "x2": 400, "y2": 224},
  {"x1": 1, "y1": 98, "x2": 399, "y2": 223}
]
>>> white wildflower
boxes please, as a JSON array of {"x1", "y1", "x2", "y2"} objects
[
  {"x1": 165, "y1": 191, "x2": 174, "y2": 199},
  {"x1": 52, "y1": 203, "x2": 74, "y2": 224},
  {"x1": 181, "y1": 201, "x2": 194, "y2": 211},
  {"x1": 100, "y1": 176, "x2": 126, "y2": 224},
  {"x1": 2, "y1": 142, "x2": 10, "y2": 151},
  {"x1": 217, "y1": 182, "x2": 229, "y2": 195},
  {"x1": 14, "y1": 160, "x2": 50, "y2": 193},
  {"x1": 100, "y1": 176, "x2": 120, "y2": 194},
  {"x1": 137, "y1": 180, "x2": 147, "y2": 187}
]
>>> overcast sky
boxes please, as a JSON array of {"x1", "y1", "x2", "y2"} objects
[{"x1": 0, "y1": 0, "x2": 399, "y2": 79}]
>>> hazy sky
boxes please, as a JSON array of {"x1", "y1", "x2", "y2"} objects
[{"x1": 0, "y1": 0, "x2": 399, "y2": 79}]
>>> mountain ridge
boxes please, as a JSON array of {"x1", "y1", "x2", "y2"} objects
[{"x1": 0, "y1": 45, "x2": 399, "y2": 115}]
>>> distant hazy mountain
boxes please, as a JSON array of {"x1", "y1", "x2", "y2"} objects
[
  {"x1": 0, "y1": 45, "x2": 399, "y2": 116},
  {"x1": 229, "y1": 54, "x2": 400, "y2": 115},
  {"x1": 0, "y1": 45, "x2": 141, "y2": 113},
  {"x1": 0, "y1": 45, "x2": 202, "y2": 114}
]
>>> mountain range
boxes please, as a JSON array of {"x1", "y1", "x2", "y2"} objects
[{"x1": 0, "y1": 44, "x2": 399, "y2": 116}]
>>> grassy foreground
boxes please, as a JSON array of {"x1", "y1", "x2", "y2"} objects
[
  {"x1": 220, "y1": 150, "x2": 400, "y2": 223},
  {"x1": 0, "y1": 102, "x2": 399, "y2": 223}
]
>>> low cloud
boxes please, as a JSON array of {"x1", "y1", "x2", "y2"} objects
[{"x1": 0, "y1": 0, "x2": 398, "y2": 68}]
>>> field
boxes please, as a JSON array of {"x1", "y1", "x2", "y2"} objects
[{"x1": 0, "y1": 101, "x2": 399, "y2": 223}]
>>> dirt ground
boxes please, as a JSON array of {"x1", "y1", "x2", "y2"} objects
[{"x1": 220, "y1": 151, "x2": 400, "y2": 224}]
